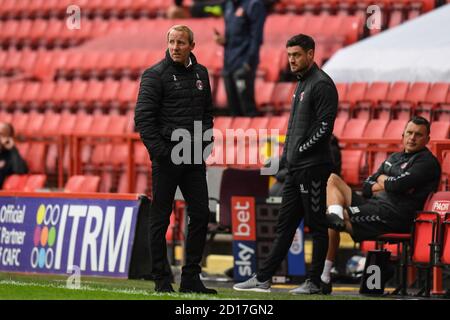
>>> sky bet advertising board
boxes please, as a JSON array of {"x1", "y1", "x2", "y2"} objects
[{"x1": 0, "y1": 195, "x2": 141, "y2": 278}]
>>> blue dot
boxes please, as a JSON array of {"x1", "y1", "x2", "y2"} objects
[{"x1": 38, "y1": 248, "x2": 46, "y2": 268}]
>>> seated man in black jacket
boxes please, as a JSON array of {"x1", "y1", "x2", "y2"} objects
[
  {"x1": 321, "y1": 116, "x2": 441, "y2": 289},
  {"x1": 0, "y1": 122, "x2": 28, "y2": 188}
]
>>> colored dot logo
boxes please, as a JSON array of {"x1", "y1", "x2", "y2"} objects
[{"x1": 30, "y1": 204, "x2": 60, "y2": 270}]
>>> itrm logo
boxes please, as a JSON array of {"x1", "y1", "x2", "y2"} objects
[{"x1": 30, "y1": 204, "x2": 60, "y2": 269}]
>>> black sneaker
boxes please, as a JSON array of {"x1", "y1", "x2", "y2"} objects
[
  {"x1": 326, "y1": 212, "x2": 346, "y2": 231},
  {"x1": 320, "y1": 280, "x2": 332, "y2": 295},
  {"x1": 179, "y1": 276, "x2": 217, "y2": 294},
  {"x1": 154, "y1": 278, "x2": 175, "y2": 293}
]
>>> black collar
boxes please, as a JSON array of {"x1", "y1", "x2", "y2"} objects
[
  {"x1": 296, "y1": 62, "x2": 318, "y2": 81},
  {"x1": 165, "y1": 50, "x2": 197, "y2": 71}
]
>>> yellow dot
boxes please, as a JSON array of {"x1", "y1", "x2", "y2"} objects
[{"x1": 36, "y1": 205, "x2": 45, "y2": 225}]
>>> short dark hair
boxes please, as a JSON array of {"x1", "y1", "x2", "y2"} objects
[
  {"x1": 0, "y1": 122, "x2": 14, "y2": 137},
  {"x1": 286, "y1": 34, "x2": 315, "y2": 51},
  {"x1": 407, "y1": 116, "x2": 430, "y2": 135}
]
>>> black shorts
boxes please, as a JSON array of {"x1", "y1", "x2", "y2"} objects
[{"x1": 346, "y1": 192, "x2": 398, "y2": 242}]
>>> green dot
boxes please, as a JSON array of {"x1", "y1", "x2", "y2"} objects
[{"x1": 48, "y1": 227, "x2": 56, "y2": 247}]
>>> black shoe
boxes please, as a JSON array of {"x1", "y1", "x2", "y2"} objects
[
  {"x1": 155, "y1": 278, "x2": 175, "y2": 293},
  {"x1": 179, "y1": 277, "x2": 217, "y2": 294},
  {"x1": 326, "y1": 212, "x2": 346, "y2": 231},
  {"x1": 320, "y1": 280, "x2": 332, "y2": 295}
]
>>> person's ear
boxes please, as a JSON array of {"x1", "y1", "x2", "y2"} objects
[{"x1": 190, "y1": 41, "x2": 195, "y2": 51}]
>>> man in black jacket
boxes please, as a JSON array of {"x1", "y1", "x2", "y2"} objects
[
  {"x1": 134, "y1": 25, "x2": 216, "y2": 294},
  {"x1": 322, "y1": 116, "x2": 441, "y2": 287},
  {"x1": 233, "y1": 34, "x2": 338, "y2": 294},
  {"x1": 0, "y1": 122, "x2": 28, "y2": 188}
]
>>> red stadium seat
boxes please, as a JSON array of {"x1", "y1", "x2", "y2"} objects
[
  {"x1": 358, "y1": 82, "x2": 390, "y2": 119},
  {"x1": 99, "y1": 79, "x2": 120, "y2": 112},
  {"x1": 64, "y1": 79, "x2": 88, "y2": 111},
  {"x1": 258, "y1": 47, "x2": 284, "y2": 81},
  {"x1": 430, "y1": 121, "x2": 449, "y2": 141},
  {"x1": 397, "y1": 82, "x2": 430, "y2": 119},
  {"x1": 11, "y1": 111, "x2": 30, "y2": 136},
  {"x1": 341, "y1": 149, "x2": 364, "y2": 185},
  {"x1": 21, "y1": 82, "x2": 41, "y2": 111},
  {"x1": 416, "y1": 83, "x2": 449, "y2": 120},
  {"x1": 272, "y1": 82, "x2": 296, "y2": 111},
  {"x1": 23, "y1": 112, "x2": 45, "y2": 136},
  {"x1": 82, "y1": 80, "x2": 104, "y2": 112},
  {"x1": 26, "y1": 142, "x2": 47, "y2": 173},
  {"x1": 255, "y1": 79, "x2": 276, "y2": 111},
  {"x1": 23, "y1": 174, "x2": 47, "y2": 192},
  {"x1": 50, "y1": 81, "x2": 72, "y2": 111},
  {"x1": 383, "y1": 119, "x2": 408, "y2": 139},
  {"x1": 117, "y1": 80, "x2": 139, "y2": 110},
  {"x1": 441, "y1": 213, "x2": 450, "y2": 266},
  {"x1": 363, "y1": 119, "x2": 389, "y2": 139},
  {"x1": 341, "y1": 118, "x2": 368, "y2": 140},
  {"x1": 332, "y1": 117, "x2": 347, "y2": 138},
  {"x1": 411, "y1": 212, "x2": 440, "y2": 297},
  {"x1": 2, "y1": 174, "x2": 28, "y2": 191},
  {"x1": 380, "y1": 81, "x2": 409, "y2": 119},
  {"x1": 4, "y1": 81, "x2": 25, "y2": 110},
  {"x1": 339, "y1": 82, "x2": 367, "y2": 118},
  {"x1": 64, "y1": 175, "x2": 100, "y2": 193}
]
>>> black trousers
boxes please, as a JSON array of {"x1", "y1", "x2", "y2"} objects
[
  {"x1": 223, "y1": 69, "x2": 258, "y2": 117},
  {"x1": 149, "y1": 161, "x2": 210, "y2": 280},
  {"x1": 258, "y1": 166, "x2": 331, "y2": 285}
]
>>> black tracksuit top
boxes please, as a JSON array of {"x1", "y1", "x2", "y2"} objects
[
  {"x1": 134, "y1": 50, "x2": 214, "y2": 162},
  {"x1": 281, "y1": 63, "x2": 338, "y2": 171},
  {"x1": 363, "y1": 147, "x2": 441, "y2": 223}
]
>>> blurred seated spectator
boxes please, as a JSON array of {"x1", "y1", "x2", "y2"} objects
[
  {"x1": 168, "y1": 0, "x2": 224, "y2": 18},
  {"x1": 168, "y1": 0, "x2": 278, "y2": 18},
  {"x1": 0, "y1": 122, "x2": 28, "y2": 188}
]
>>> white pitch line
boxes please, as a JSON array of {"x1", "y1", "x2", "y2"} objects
[{"x1": 0, "y1": 280, "x2": 239, "y2": 300}]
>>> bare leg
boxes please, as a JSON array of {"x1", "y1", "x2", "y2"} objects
[
  {"x1": 326, "y1": 174, "x2": 353, "y2": 208},
  {"x1": 321, "y1": 174, "x2": 354, "y2": 284}
]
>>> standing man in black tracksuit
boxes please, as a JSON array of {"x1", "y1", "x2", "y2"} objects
[
  {"x1": 233, "y1": 34, "x2": 338, "y2": 294},
  {"x1": 134, "y1": 25, "x2": 216, "y2": 294},
  {"x1": 322, "y1": 116, "x2": 441, "y2": 286},
  {"x1": 214, "y1": 0, "x2": 266, "y2": 117}
]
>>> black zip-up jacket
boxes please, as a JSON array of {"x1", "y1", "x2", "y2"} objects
[
  {"x1": 0, "y1": 147, "x2": 28, "y2": 188},
  {"x1": 362, "y1": 147, "x2": 441, "y2": 224},
  {"x1": 281, "y1": 63, "x2": 338, "y2": 171},
  {"x1": 135, "y1": 50, "x2": 214, "y2": 162}
]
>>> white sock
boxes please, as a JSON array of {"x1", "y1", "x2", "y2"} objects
[
  {"x1": 321, "y1": 259, "x2": 334, "y2": 284},
  {"x1": 328, "y1": 204, "x2": 344, "y2": 220}
]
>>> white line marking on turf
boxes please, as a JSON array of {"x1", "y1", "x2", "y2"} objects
[{"x1": 0, "y1": 280, "x2": 238, "y2": 300}]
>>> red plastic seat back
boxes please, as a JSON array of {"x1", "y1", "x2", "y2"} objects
[
  {"x1": 363, "y1": 119, "x2": 389, "y2": 139},
  {"x1": 23, "y1": 174, "x2": 47, "y2": 192},
  {"x1": 411, "y1": 212, "x2": 439, "y2": 264},
  {"x1": 2, "y1": 174, "x2": 28, "y2": 191},
  {"x1": 341, "y1": 119, "x2": 368, "y2": 139},
  {"x1": 441, "y1": 213, "x2": 450, "y2": 265}
]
